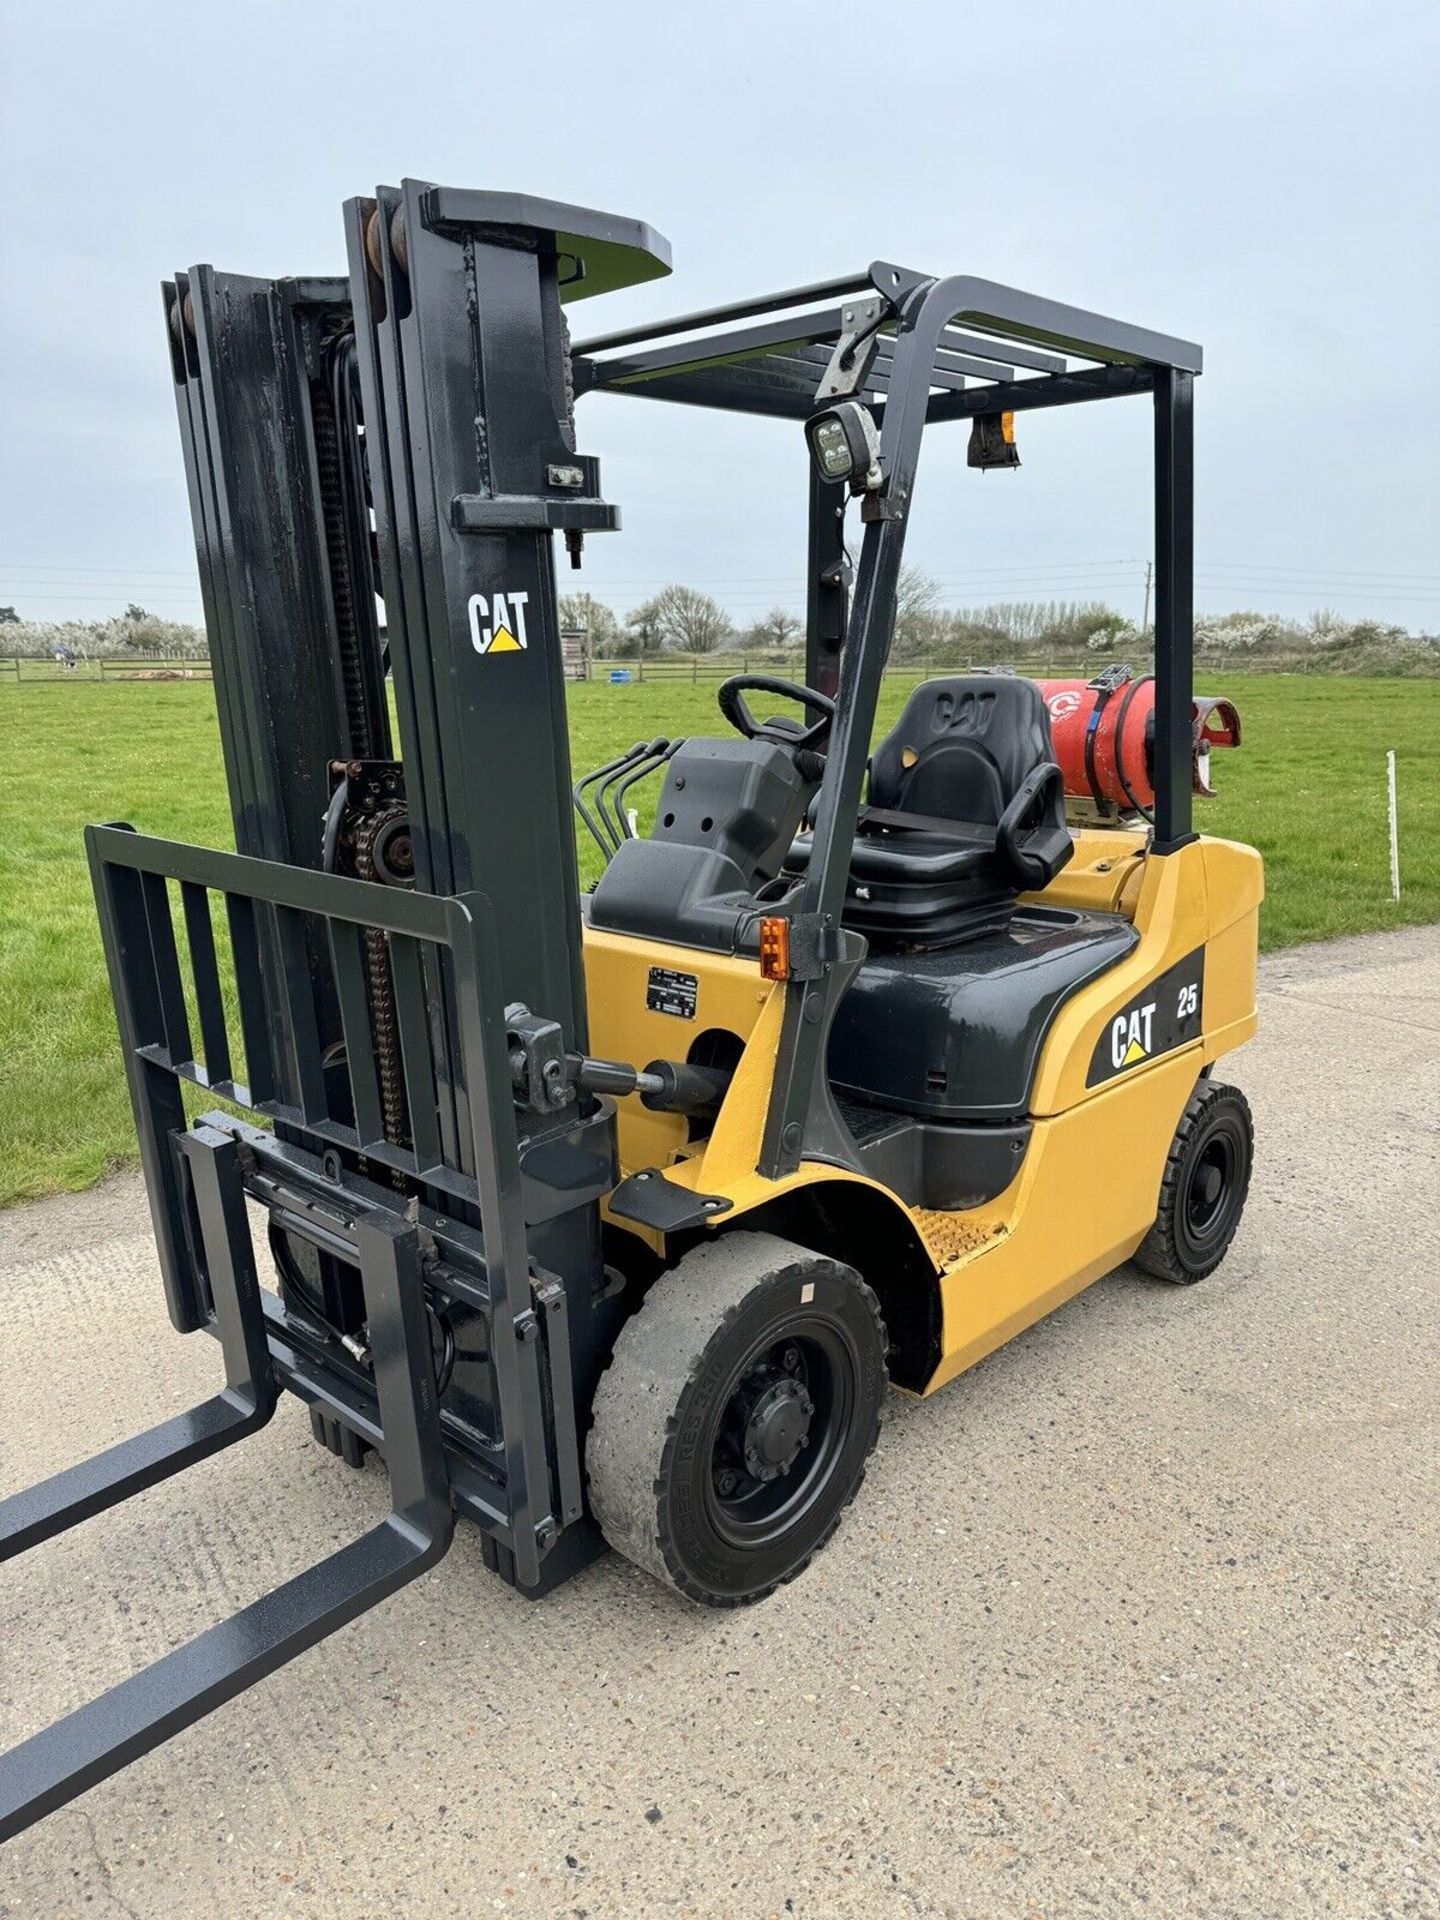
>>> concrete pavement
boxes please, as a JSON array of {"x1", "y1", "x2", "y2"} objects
[{"x1": 1, "y1": 925, "x2": 1437, "y2": 1919}]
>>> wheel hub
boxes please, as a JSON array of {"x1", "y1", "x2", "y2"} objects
[
  {"x1": 739, "y1": 1374, "x2": 814, "y2": 1483},
  {"x1": 1187, "y1": 1140, "x2": 1232, "y2": 1234}
]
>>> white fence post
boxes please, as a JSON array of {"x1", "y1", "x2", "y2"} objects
[{"x1": 1387, "y1": 750, "x2": 1401, "y2": 901}]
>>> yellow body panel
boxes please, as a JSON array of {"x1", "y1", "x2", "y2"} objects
[
  {"x1": 1025, "y1": 823, "x2": 1148, "y2": 915},
  {"x1": 1027, "y1": 836, "x2": 1261, "y2": 1115},
  {"x1": 926, "y1": 1047, "x2": 1202, "y2": 1390},
  {"x1": 584, "y1": 929, "x2": 778, "y2": 1185},
  {"x1": 585, "y1": 925, "x2": 915, "y2": 1257},
  {"x1": 1200, "y1": 839, "x2": 1263, "y2": 1059},
  {"x1": 581, "y1": 829, "x2": 1262, "y2": 1392}
]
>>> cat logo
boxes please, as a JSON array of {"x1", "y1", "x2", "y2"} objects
[
  {"x1": 1110, "y1": 1002, "x2": 1155, "y2": 1070},
  {"x1": 468, "y1": 589, "x2": 530, "y2": 656},
  {"x1": 1087, "y1": 952, "x2": 1205, "y2": 1087}
]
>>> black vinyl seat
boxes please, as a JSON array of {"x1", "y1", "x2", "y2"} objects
[{"x1": 785, "y1": 675, "x2": 1073, "y2": 948}]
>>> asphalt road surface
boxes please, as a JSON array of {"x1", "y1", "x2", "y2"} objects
[{"x1": 2, "y1": 926, "x2": 1436, "y2": 1919}]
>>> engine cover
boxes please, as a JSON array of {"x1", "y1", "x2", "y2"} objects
[{"x1": 828, "y1": 906, "x2": 1139, "y2": 1123}]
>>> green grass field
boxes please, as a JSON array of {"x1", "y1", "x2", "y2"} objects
[{"x1": 1, "y1": 676, "x2": 1436, "y2": 1208}]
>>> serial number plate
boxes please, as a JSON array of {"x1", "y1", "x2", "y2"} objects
[{"x1": 647, "y1": 966, "x2": 698, "y2": 1019}]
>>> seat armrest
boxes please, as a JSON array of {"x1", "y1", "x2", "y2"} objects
[{"x1": 996, "y1": 763, "x2": 1071, "y2": 888}]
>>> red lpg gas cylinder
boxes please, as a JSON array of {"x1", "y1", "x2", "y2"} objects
[{"x1": 1037, "y1": 672, "x2": 1240, "y2": 811}]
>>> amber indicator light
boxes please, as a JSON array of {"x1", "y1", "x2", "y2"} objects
[{"x1": 759, "y1": 916, "x2": 790, "y2": 981}]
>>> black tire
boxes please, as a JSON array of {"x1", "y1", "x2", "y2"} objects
[
  {"x1": 1132, "y1": 1079, "x2": 1254, "y2": 1284},
  {"x1": 587, "y1": 1232, "x2": 887, "y2": 1606}
]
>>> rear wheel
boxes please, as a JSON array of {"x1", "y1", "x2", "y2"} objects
[
  {"x1": 1133, "y1": 1079, "x2": 1254, "y2": 1284},
  {"x1": 588, "y1": 1232, "x2": 887, "y2": 1606}
]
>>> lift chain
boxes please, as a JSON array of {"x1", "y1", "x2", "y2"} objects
[
  {"x1": 328, "y1": 762, "x2": 415, "y2": 1173},
  {"x1": 313, "y1": 331, "x2": 380, "y2": 759},
  {"x1": 352, "y1": 806, "x2": 411, "y2": 1163}
]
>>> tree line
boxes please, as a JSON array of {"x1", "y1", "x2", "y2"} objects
[
  {"x1": 560, "y1": 574, "x2": 1438, "y2": 673},
  {"x1": 3, "y1": 580, "x2": 1435, "y2": 676},
  {"x1": 559, "y1": 587, "x2": 795, "y2": 656}
]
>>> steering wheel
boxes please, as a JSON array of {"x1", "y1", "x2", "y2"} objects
[{"x1": 717, "y1": 675, "x2": 835, "y2": 752}]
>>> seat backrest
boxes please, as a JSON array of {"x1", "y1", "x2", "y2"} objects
[{"x1": 869, "y1": 676, "x2": 1058, "y2": 825}]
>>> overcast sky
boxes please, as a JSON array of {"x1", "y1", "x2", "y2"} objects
[{"x1": 3, "y1": 0, "x2": 1437, "y2": 633}]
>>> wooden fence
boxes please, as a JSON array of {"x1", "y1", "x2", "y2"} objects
[
  {"x1": 0, "y1": 649, "x2": 1126, "y2": 687},
  {"x1": 0, "y1": 654, "x2": 213, "y2": 683},
  {"x1": 584, "y1": 652, "x2": 1113, "y2": 683}
]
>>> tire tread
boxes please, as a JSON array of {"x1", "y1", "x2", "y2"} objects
[
  {"x1": 1132, "y1": 1078, "x2": 1253, "y2": 1284},
  {"x1": 588, "y1": 1232, "x2": 885, "y2": 1605}
]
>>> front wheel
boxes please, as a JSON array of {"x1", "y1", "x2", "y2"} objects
[
  {"x1": 1133, "y1": 1078, "x2": 1254, "y2": 1284},
  {"x1": 587, "y1": 1232, "x2": 887, "y2": 1606}
]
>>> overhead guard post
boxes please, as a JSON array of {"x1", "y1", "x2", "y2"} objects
[{"x1": 1152, "y1": 367, "x2": 1197, "y2": 850}]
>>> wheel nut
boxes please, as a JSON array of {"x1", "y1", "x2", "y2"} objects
[{"x1": 782, "y1": 1346, "x2": 800, "y2": 1371}]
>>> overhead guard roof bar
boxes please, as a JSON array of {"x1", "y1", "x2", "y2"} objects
[
  {"x1": 570, "y1": 272, "x2": 877, "y2": 354},
  {"x1": 574, "y1": 263, "x2": 1200, "y2": 422},
  {"x1": 583, "y1": 306, "x2": 859, "y2": 387}
]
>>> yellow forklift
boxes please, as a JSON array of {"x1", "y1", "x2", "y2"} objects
[
  {"x1": 0, "y1": 183, "x2": 1260, "y2": 1834},
  {"x1": 573, "y1": 251, "x2": 1260, "y2": 1596}
]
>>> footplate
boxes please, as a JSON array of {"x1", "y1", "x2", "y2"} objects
[{"x1": 0, "y1": 1126, "x2": 454, "y2": 1843}]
